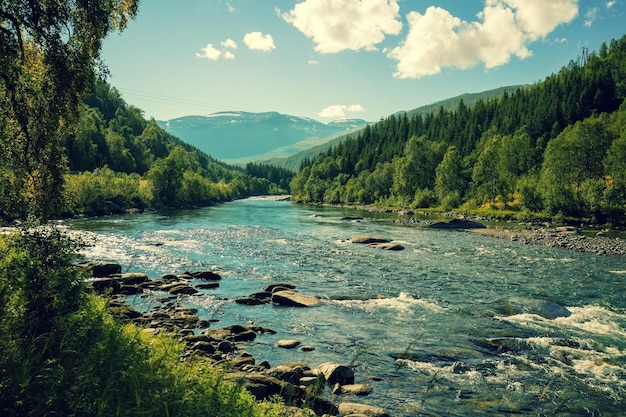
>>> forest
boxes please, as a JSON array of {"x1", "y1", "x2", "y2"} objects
[
  {"x1": 290, "y1": 35, "x2": 626, "y2": 225},
  {"x1": 0, "y1": 78, "x2": 294, "y2": 222}
]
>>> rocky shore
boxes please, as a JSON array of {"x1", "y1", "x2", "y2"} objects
[
  {"x1": 323, "y1": 202, "x2": 626, "y2": 257},
  {"x1": 85, "y1": 263, "x2": 391, "y2": 417},
  {"x1": 467, "y1": 226, "x2": 626, "y2": 256}
]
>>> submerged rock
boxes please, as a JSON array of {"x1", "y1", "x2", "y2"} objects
[
  {"x1": 502, "y1": 297, "x2": 572, "y2": 319},
  {"x1": 338, "y1": 402, "x2": 390, "y2": 417}
]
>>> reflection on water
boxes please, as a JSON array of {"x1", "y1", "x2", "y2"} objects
[{"x1": 66, "y1": 198, "x2": 626, "y2": 416}]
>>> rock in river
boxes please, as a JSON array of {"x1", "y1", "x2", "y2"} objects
[
  {"x1": 272, "y1": 290, "x2": 320, "y2": 307},
  {"x1": 502, "y1": 297, "x2": 572, "y2": 319}
]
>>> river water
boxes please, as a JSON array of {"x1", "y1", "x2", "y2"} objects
[{"x1": 65, "y1": 197, "x2": 626, "y2": 416}]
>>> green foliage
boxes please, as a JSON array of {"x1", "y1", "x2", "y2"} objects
[
  {"x1": 0, "y1": 231, "x2": 285, "y2": 417},
  {"x1": 291, "y1": 34, "x2": 626, "y2": 224},
  {"x1": 0, "y1": 0, "x2": 139, "y2": 221}
]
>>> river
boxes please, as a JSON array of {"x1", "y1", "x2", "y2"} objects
[{"x1": 65, "y1": 197, "x2": 626, "y2": 416}]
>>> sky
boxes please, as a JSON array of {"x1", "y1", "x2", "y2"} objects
[{"x1": 101, "y1": 0, "x2": 626, "y2": 123}]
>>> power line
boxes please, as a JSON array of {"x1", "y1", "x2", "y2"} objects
[{"x1": 116, "y1": 87, "x2": 262, "y2": 116}]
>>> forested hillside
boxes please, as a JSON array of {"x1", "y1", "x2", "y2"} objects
[
  {"x1": 291, "y1": 35, "x2": 626, "y2": 225},
  {"x1": 1, "y1": 80, "x2": 294, "y2": 221}
]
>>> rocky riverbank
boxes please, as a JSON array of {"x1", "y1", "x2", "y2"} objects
[
  {"x1": 320, "y1": 202, "x2": 626, "y2": 257},
  {"x1": 467, "y1": 226, "x2": 626, "y2": 256},
  {"x1": 85, "y1": 263, "x2": 391, "y2": 417}
]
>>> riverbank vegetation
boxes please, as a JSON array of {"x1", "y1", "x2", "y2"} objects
[
  {"x1": 0, "y1": 2, "x2": 288, "y2": 416},
  {"x1": 290, "y1": 35, "x2": 626, "y2": 227},
  {"x1": 0, "y1": 228, "x2": 285, "y2": 417}
]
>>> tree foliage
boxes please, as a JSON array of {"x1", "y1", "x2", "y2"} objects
[
  {"x1": 291, "y1": 35, "x2": 626, "y2": 224},
  {"x1": 0, "y1": 0, "x2": 139, "y2": 220}
]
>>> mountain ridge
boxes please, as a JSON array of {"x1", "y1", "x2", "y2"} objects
[{"x1": 157, "y1": 111, "x2": 367, "y2": 163}]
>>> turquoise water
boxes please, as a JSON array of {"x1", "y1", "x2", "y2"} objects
[{"x1": 66, "y1": 197, "x2": 626, "y2": 416}]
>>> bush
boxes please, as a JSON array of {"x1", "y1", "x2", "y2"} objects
[{"x1": 0, "y1": 229, "x2": 285, "y2": 417}]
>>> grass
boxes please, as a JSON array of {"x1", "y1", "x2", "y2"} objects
[{"x1": 0, "y1": 229, "x2": 287, "y2": 417}]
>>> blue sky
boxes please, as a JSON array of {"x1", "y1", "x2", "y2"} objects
[{"x1": 101, "y1": 0, "x2": 626, "y2": 122}]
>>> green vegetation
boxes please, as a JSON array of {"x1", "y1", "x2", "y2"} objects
[
  {"x1": 291, "y1": 35, "x2": 626, "y2": 226},
  {"x1": 0, "y1": 229, "x2": 285, "y2": 417},
  {"x1": 63, "y1": 81, "x2": 293, "y2": 218},
  {"x1": 0, "y1": 2, "x2": 290, "y2": 416}
]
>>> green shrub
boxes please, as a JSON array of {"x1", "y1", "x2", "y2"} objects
[{"x1": 0, "y1": 230, "x2": 285, "y2": 417}]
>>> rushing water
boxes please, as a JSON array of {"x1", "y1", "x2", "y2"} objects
[{"x1": 65, "y1": 197, "x2": 626, "y2": 416}]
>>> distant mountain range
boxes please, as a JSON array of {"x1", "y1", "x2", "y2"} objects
[
  {"x1": 157, "y1": 111, "x2": 367, "y2": 164},
  {"x1": 157, "y1": 86, "x2": 522, "y2": 168}
]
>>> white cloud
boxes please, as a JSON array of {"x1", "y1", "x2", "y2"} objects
[
  {"x1": 223, "y1": 51, "x2": 235, "y2": 60},
  {"x1": 308, "y1": 59, "x2": 319, "y2": 65},
  {"x1": 387, "y1": 0, "x2": 578, "y2": 79},
  {"x1": 221, "y1": 38, "x2": 238, "y2": 49},
  {"x1": 195, "y1": 43, "x2": 222, "y2": 61},
  {"x1": 318, "y1": 104, "x2": 366, "y2": 119},
  {"x1": 226, "y1": 1, "x2": 236, "y2": 13},
  {"x1": 607, "y1": 1, "x2": 616, "y2": 8},
  {"x1": 584, "y1": 7, "x2": 598, "y2": 27},
  {"x1": 243, "y1": 32, "x2": 276, "y2": 51},
  {"x1": 281, "y1": 0, "x2": 402, "y2": 53}
]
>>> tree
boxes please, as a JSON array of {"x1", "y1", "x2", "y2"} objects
[
  {"x1": 435, "y1": 146, "x2": 466, "y2": 207},
  {"x1": 0, "y1": 0, "x2": 139, "y2": 220}
]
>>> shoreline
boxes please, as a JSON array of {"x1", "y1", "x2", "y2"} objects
[{"x1": 310, "y1": 202, "x2": 626, "y2": 257}]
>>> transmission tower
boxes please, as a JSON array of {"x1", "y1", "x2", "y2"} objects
[{"x1": 580, "y1": 47, "x2": 589, "y2": 66}]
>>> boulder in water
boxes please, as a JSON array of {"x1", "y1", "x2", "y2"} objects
[
  {"x1": 272, "y1": 290, "x2": 320, "y2": 307},
  {"x1": 502, "y1": 297, "x2": 572, "y2": 319}
]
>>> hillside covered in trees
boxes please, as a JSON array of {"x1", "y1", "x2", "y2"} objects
[
  {"x1": 0, "y1": 79, "x2": 294, "y2": 222},
  {"x1": 291, "y1": 35, "x2": 626, "y2": 225}
]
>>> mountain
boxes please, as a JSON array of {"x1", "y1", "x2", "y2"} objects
[
  {"x1": 264, "y1": 85, "x2": 521, "y2": 171},
  {"x1": 157, "y1": 111, "x2": 367, "y2": 163}
]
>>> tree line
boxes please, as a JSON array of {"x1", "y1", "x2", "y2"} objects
[
  {"x1": 1, "y1": 78, "x2": 294, "y2": 222},
  {"x1": 290, "y1": 35, "x2": 626, "y2": 225}
]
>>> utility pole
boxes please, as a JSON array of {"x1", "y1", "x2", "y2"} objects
[{"x1": 580, "y1": 47, "x2": 589, "y2": 66}]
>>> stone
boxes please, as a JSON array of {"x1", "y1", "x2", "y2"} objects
[
  {"x1": 235, "y1": 291, "x2": 272, "y2": 305},
  {"x1": 188, "y1": 271, "x2": 222, "y2": 280},
  {"x1": 340, "y1": 384, "x2": 373, "y2": 396},
  {"x1": 190, "y1": 341, "x2": 216, "y2": 354},
  {"x1": 350, "y1": 235, "x2": 391, "y2": 244},
  {"x1": 267, "y1": 364, "x2": 305, "y2": 385},
  {"x1": 502, "y1": 297, "x2": 572, "y2": 319},
  {"x1": 300, "y1": 345, "x2": 316, "y2": 352},
  {"x1": 168, "y1": 284, "x2": 199, "y2": 295},
  {"x1": 91, "y1": 277, "x2": 121, "y2": 294},
  {"x1": 367, "y1": 242, "x2": 404, "y2": 251},
  {"x1": 224, "y1": 372, "x2": 302, "y2": 403},
  {"x1": 318, "y1": 362, "x2": 354, "y2": 385},
  {"x1": 275, "y1": 339, "x2": 301, "y2": 349},
  {"x1": 120, "y1": 272, "x2": 149, "y2": 285},
  {"x1": 92, "y1": 263, "x2": 122, "y2": 277},
  {"x1": 338, "y1": 402, "x2": 390, "y2": 417},
  {"x1": 427, "y1": 219, "x2": 486, "y2": 229},
  {"x1": 264, "y1": 283, "x2": 297, "y2": 293},
  {"x1": 272, "y1": 290, "x2": 320, "y2": 307},
  {"x1": 195, "y1": 282, "x2": 220, "y2": 290}
]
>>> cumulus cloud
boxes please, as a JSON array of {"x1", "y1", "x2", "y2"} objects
[
  {"x1": 387, "y1": 0, "x2": 578, "y2": 79},
  {"x1": 607, "y1": 1, "x2": 616, "y2": 8},
  {"x1": 318, "y1": 104, "x2": 366, "y2": 119},
  {"x1": 195, "y1": 43, "x2": 222, "y2": 61},
  {"x1": 281, "y1": 0, "x2": 402, "y2": 53},
  {"x1": 221, "y1": 38, "x2": 238, "y2": 49},
  {"x1": 196, "y1": 39, "x2": 238, "y2": 61},
  {"x1": 243, "y1": 32, "x2": 276, "y2": 51}
]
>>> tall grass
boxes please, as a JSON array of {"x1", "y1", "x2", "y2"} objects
[{"x1": 0, "y1": 228, "x2": 286, "y2": 417}]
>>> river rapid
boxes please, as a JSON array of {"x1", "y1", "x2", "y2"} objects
[{"x1": 65, "y1": 197, "x2": 626, "y2": 416}]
